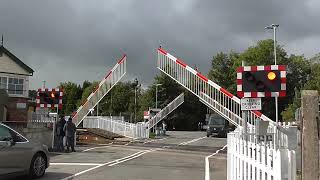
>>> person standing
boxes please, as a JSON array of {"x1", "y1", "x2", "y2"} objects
[
  {"x1": 63, "y1": 117, "x2": 76, "y2": 152},
  {"x1": 55, "y1": 116, "x2": 66, "y2": 152},
  {"x1": 162, "y1": 121, "x2": 167, "y2": 135}
]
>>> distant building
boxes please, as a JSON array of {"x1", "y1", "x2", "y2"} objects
[{"x1": 0, "y1": 45, "x2": 34, "y2": 121}]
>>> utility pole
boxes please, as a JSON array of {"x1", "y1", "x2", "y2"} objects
[
  {"x1": 156, "y1": 84, "x2": 162, "y2": 109},
  {"x1": 42, "y1": 80, "x2": 46, "y2": 89},
  {"x1": 301, "y1": 90, "x2": 319, "y2": 180},
  {"x1": 133, "y1": 78, "x2": 139, "y2": 122},
  {"x1": 265, "y1": 24, "x2": 279, "y2": 123}
]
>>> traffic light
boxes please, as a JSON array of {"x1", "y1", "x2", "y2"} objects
[
  {"x1": 237, "y1": 65, "x2": 286, "y2": 98},
  {"x1": 39, "y1": 91, "x2": 60, "y2": 104},
  {"x1": 242, "y1": 71, "x2": 280, "y2": 92}
]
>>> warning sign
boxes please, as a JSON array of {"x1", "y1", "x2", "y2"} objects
[{"x1": 240, "y1": 98, "x2": 262, "y2": 111}]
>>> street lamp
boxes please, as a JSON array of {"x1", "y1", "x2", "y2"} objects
[
  {"x1": 265, "y1": 24, "x2": 279, "y2": 123},
  {"x1": 155, "y1": 84, "x2": 162, "y2": 109},
  {"x1": 133, "y1": 78, "x2": 139, "y2": 122}
]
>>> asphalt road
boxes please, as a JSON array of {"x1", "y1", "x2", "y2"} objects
[{"x1": 9, "y1": 131, "x2": 227, "y2": 180}]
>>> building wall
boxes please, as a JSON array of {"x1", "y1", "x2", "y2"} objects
[
  {"x1": 0, "y1": 53, "x2": 30, "y2": 75},
  {"x1": 7, "y1": 97, "x2": 29, "y2": 122}
]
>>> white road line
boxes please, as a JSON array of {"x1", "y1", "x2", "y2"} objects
[
  {"x1": 82, "y1": 142, "x2": 113, "y2": 152},
  {"x1": 60, "y1": 149, "x2": 155, "y2": 180},
  {"x1": 205, "y1": 145, "x2": 228, "y2": 180},
  {"x1": 178, "y1": 136, "x2": 206, "y2": 146},
  {"x1": 108, "y1": 149, "x2": 157, "y2": 167},
  {"x1": 51, "y1": 163, "x2": 103, "y2": 166},
  {"x1": 143, "y1": 137, "x2": 168, "y2": 144}
]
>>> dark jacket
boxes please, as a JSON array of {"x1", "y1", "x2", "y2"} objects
[
  {"x1": 56, "y1": 119, "x2": 66, "y2": 136},
  {"x1": 63, "y1": 121, "x2": 76, "y2": 137}
]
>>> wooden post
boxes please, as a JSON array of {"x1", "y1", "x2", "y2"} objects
[{"x1": 301, "y1": 90, "x2": 319, "y2": 180}]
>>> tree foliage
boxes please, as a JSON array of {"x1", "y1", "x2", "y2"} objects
[
  {"x1": 59, "y1": 82, "x2": 82, "y2": 116},
  {"x1": 208, "y1": 39, "x2": 312, "y2": 121}
]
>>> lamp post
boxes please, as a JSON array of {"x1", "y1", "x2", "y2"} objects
[
  {"x1": 265, "y1": 24, "x2": 279, "y2": 123},
  {"x1": 133, "y1": 78, "x2": 139, "y2": 122},
  {"x1": 155, "y1": 84, "x2": 162, "y2": 109}
]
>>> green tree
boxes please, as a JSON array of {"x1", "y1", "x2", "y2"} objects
[
  {"x1": 208, "y1": 51, "x2": 239, "y2": 93},
  {"x1": 98, "y1": 81, "x2": 142, "y2": 122},
  {"x1": 207, "y1": 39, "x2": 311, "y2": 121},
  {"x1": 59, "y1": 82, "x2": 82, "y2": 116}
]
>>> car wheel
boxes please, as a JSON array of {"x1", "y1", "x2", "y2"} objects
[
  {"x1": 29, "y1": 153, "x2": 47, "y2": 178},
  {"x1": 206, "y1": 134, "x2": 210, "y2": 137}
]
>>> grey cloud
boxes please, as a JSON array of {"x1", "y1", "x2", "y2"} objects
[{"x1": 0, "y1": 0, "x2": 319, "y2": 89}]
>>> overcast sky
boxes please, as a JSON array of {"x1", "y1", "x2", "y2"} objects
[{"x1": 1, "y1": 0, "x2": 319, "y2": 90}]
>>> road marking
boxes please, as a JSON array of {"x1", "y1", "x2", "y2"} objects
[
  {"x1": 205, "y1": 145, "x2": 228, "y2": 180},
  {"x1": 82, "y1": 142, "x2": 113, "y2": 152},
  {"x1": 60, "y1": 148, "x2": 156, "y2": 180},
  {"x1": 143, "y1": 137, "x2": 168, "y2": 144},
  {"x1": 108, "y1": 149, "x2": 157, "y2": 166},
  {"x1": 178, "y1": 136, "x2": 206, "y2": 146},
  {"x1": 51, "y1": 163, "x2": 104, "y2": 166}
]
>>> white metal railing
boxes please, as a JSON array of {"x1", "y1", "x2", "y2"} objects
[
  {"x1": 29, "y1": 113, "x2": 57, "y2": 123},
  {"x1": 83, "y1": 116, "x2": 149, "y2": 139},
  {"x1": 73, "y1": 55, "x2": 127, "y2": 127},
  {"x1": 227, "y1": 131, "x2": 296, "y2": 180},
  {"x1": 148, "y1": 93, "x2": 184, "y2": 129}
]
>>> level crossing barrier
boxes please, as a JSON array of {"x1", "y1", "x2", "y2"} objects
[
  {"x1": 148, "y1": 93, "x2": 184, "y2": 129},
  {"x1": 157, "y1": 48, "x2": 293, "y2": 148},
  {"x1": 73, "y1": 55, "x2": 127, "y2": 127}
]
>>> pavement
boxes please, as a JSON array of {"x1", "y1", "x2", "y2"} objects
[{"x1": 9, "y1": 131, "x2": 227, "y2": 180}]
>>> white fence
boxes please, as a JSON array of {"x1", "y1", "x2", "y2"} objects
[
  {"x1": 227, "y1": 123, "x2": 297, "y2": 180},
  {"x1": 83, "y1": 116, "x2": 149, "y2": 139}
]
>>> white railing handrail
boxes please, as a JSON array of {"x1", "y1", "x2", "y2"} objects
[{"x1": 148, "y1": 93, "x2": 184, "y2": 129}]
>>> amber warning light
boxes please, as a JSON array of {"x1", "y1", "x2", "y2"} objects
[{"x1": 267, "y1": 71, "x2": 276, "y2": 81}]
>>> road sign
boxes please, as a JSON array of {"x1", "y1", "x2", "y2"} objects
[{"x1": 240, "y1": 98, "x2": 262, "y2": 110}]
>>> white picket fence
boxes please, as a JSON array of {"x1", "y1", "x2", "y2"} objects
[
  {"x1": 227, "y1": 123, "x2": 297, "y2": 180},
  {"x1": 83, "y1": 116, "x2": 149, "y2": 139}
]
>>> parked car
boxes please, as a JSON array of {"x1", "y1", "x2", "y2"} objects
[
  {"x1": 0, "y1": 123, "x2": 50, "y2": 179},
  {"x1": 206, "y1": 114, "x2": 229, "y2": 138}
]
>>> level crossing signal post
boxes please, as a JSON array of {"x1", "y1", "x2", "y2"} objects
[
  {"x1": 237, "y1": 65, "x2": 286, "y2": 148},
  {"x1": 36, "y1": 88, "x2": 64, "y2": 149}
]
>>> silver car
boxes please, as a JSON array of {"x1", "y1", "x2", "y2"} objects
[{"x1": 0, "y1": 123, "x2": 50, "y2": 179}]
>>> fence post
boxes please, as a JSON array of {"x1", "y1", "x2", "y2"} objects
[
  {"x1": 301, "y1": 90, "x2": 319, "y2": 180},
  {"x1": 274, "y1": 149, "x2": 285, "y2": 180}
]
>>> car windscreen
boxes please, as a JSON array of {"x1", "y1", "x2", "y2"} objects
[{"x1": 208, "y1": 118, "x2": 225, "y2": 125}]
